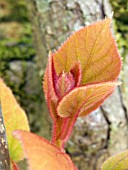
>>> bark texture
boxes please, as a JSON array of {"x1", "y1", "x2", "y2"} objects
[
  {"x1": 27, "y1": 0, "x2": 128, "y2": 170},
  {"x1": 0, "y1": 104, "x2": 10, "y2": 170}
]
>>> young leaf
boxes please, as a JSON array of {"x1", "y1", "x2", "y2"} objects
[
  {"x1": 53, "y1": 18, "x2": 121, "y2": 84},
  {"x1": 101, "y1": 150, "x2": 128, "y2": 170},
  {"x1": 57, "y1": 82, "x2": 120, "y2": 118},
  {"x1": 43, "y1": 18, "x2": 122, "y2": 149},
  {"x1": 0, "y1": 79, "x2": 30, "y2": 162},
  {"x1": 13, "y1": 130, "x2": 77, "y2": 170}
]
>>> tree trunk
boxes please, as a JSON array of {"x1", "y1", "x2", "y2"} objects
[
  {"x1": 0, "y1": 104, "x2": 10, "y2": 170},
  {"x1": 27, "y1": 0, "x2": 128, "y2": 170}
]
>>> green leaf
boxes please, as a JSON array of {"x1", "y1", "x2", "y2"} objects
[
  {"x1": 0, "y1": 79, "x2": 30, "y2": 162},
  {"x1": 101, "y1": 150, "x2": 128, "y2": 170}
]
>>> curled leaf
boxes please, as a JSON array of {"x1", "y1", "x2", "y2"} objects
[{"x1": 57, "y1": 82, "x2": 120, "y2": 118}]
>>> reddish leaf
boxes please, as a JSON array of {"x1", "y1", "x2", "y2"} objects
[
  {"x1": 11, "y1": 161, "x2": 20, "y2": 170},
  {"x1": 43, "y1": 18, "x2": 122, "y2": 149},
  {"x1": 53, "y1": 18, "x2": 121, "y2": 84},
  {"x1": 43, "y1": 53, "x2": 59, "y2": 120},
  {"x1": 13, "y1": 130, "x2": 77, "y2": 170},
  {"x1": 54, "y1": 71, "x2": 75, "y2": 99},
  {"x1": 57, "y1": 82, "x2": 120, "y2": 118}
]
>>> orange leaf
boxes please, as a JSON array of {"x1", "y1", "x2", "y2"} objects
[
  {"x1": 0, "y1": 79, "x2": 30, "y2": 162},
  {"x1": 53, "y1": 18, "x2": 121, "y2": 84},
  {"x1": 43, "y1": 18, "x2": 122, "y2": 149},
  {"x1": 13, "y1": 130, "x2": 77, "y2": 170},
  {"x1": 57, "y1": 82, "x2": 120, "y2": 118}
]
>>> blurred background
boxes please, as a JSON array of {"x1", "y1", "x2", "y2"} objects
[{"x1": 0, "y1": 0, "x2": 128, "y2": 170}]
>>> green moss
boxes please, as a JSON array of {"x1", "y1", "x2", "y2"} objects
[
  {"x1": 0, "y1": 0, "x2": 35, "y2": 78},
  {"x1": 110, "y1": 0, "x2": 128, "y2": 59},
  {"x1": 0, "y1": 0, "x2": 29, "y2": 22}
]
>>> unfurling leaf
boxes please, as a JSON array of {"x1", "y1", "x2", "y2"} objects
[
  {"x1": 0, "y1": 79, "x2": 30, "y2": 162},
  {"x1": 43, "y1": 18, "x2": 122, "y2": 149},
  {"x1": 13, "y1": 130, "x2": 77, "y2": 170},
  {"x1": 57, "y1": 82, "x2": 120, "y2": 117},
  {"x1": 101, "y1": 150, "x2": 128, "y2": 170}
]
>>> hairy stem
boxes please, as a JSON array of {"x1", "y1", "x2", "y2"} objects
[{"x1": 51, "y1": 114, "x2": 78, "y2": 150}]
